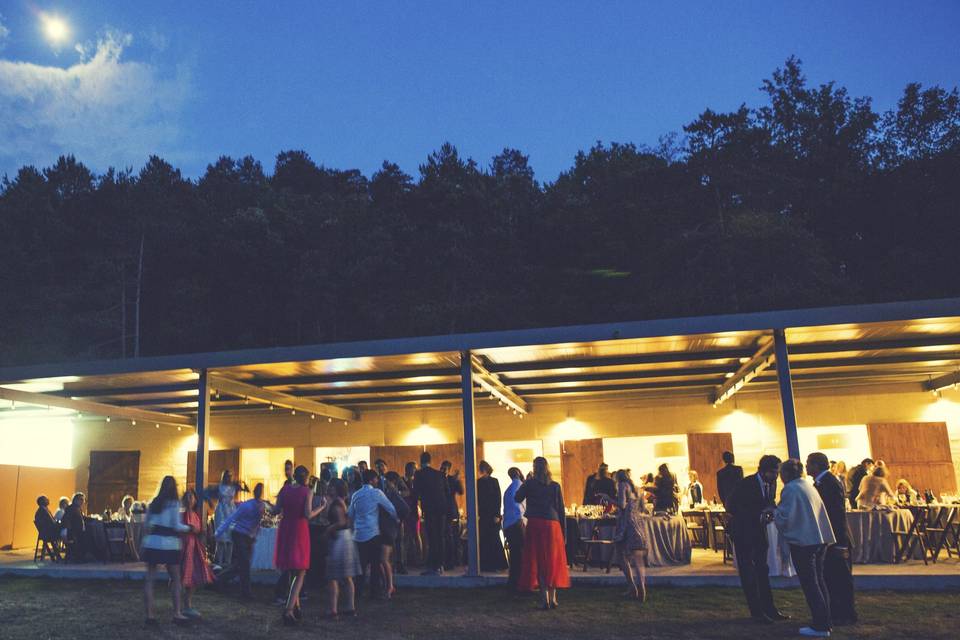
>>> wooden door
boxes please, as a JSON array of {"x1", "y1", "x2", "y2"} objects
[
  {"x1": 686, "y1": 432, "x2": 734, "y2": 504},
  {"x1": 186, "y1": 449, "x2": 241, "y2": 493},
  {"x1": 867, "y1": 422, "x2": 957, "y2": 494},
  {"x1": 87, "y1": 451, "x2": 140, "y2": 515},
  {"x1": 560, "y1": 438, "x2": 603, "y2": 507}
]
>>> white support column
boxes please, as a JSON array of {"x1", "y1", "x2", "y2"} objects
[
  {"x1": 460, "y1": 350, "x2": 480, "y2": 576},
  {"x1": 195, "y1": 369, "x2": 211, "y2": 521}
]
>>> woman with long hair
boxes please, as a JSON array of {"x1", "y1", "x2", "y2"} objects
[
  {"x1": 213, "y1": 469, "x2": 237, "y2": 567},
  {"x1": 180, "y1": 488, "x2": 214, "y2": 619},
  {"x1": 653, "y1": 463, "x2": 679, "y2": 513},
  {"x1": 613, "y1": 469, "x2": 648, "y2": 602},
  {"x1": 514, "y1": 457, "x2": 570, "y2": 609},
  {"x1": 142, "y1": 476, "x2": 191, "y2": 625},
  {"x1": 324, "y1": 478, "x2": 361, "y2": 619},
  {"x1": 402, "y1": 461, "x2": 422, "y2": 568},
  {"x1": 274, "y1": 465, "x2": 325, "y2": 625}
]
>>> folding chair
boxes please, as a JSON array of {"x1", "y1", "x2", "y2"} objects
[
  {"x1": 892, "y1": 507, "x2": 929, "y2": 565},
  {"x1": 927, "y1": 506, "x2": 959, "y2": 562},
  {"x1": 104, "y1": 523, "x2": 129, "y2": 563},
  {"x1": 578, "y1": 520, "x2": 616, "y2": 573},
  {"x1": 684, "y1": 511, "x2": 709, "y2": 549},
  {"x1": 33, "y1": 520, "x2": 62, "y2": 563}
]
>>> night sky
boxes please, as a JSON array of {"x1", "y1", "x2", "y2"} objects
[{"x1": 1, "y1": 1, "x2": 958, "y2": 180}]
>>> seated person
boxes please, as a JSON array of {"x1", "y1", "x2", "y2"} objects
[
  {"x1": 116, "y1": 495, "x2": 135, "y2": 521},
  {"x1": 34, "y1": 496, "x2": 59, "y2": 542},
  {"x1": 895, "y1": 478, "x2": 919, "y2": 504},
  {"x1": 53, "y1": 497, "x2": 69, "y2": 523},
  {"x1": 63, "y1": 492, "x2": 88, "y2": 561},
  {"x1": 857, "y1": 466, "x2": 895, "y2": 509}
]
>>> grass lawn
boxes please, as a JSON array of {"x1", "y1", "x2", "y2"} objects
[{"x1": 0, "y1": 577, "x2": 957, "y2": 639}]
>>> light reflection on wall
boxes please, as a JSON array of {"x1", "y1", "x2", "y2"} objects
[
  {"x1": 0, "y1": 415, "x2": 74, "y2": 469},
  {"x1": 401, "y1": 423, "x2": 447, "y2": 446},
  {"x1": 797, "y1": 425, "x2": 870, "y2": 468},
  {"x1": 552, "y1": 417, "x2": 593, "y2": 442}
]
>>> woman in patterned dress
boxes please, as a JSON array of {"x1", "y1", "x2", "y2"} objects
[
  {"x1": 613, "y1": 469, "x2": 648, "y2": 603},
  {"x1": 324, "y1": 478, "x2": 361, "y2": 619},
  {"x1": 213, "y1": 470, "x2": 237, "y2": 567},
  {"x1": 180, "y1": 488, "x2": 215, "y2": 619}
]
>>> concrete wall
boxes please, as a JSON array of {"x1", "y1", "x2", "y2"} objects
[
  {"x1": 67, "y1": 382, "x2": 960, "y2": 502},
  {"x1": 0, "y1": 465, "x2": 76, "y2": 549}
]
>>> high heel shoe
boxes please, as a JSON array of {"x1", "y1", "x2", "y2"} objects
[{"x1": 293, "y1": 605, "x2": 303, "y2": 621}]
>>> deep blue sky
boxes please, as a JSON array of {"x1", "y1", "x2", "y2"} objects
[{"x1": 1, "y1": 1, "x2": 958, "y2": 181}]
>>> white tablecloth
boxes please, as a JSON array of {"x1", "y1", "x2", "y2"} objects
[
  {"x1": 251, "y1": 528, "x2": 277, "y2": 571},
  {"x1": 732, "y1": 522, "x2": 796, "y2": 577},
  {"x1": 848, "y1": 508, "x2": 915, "y2": 564}
]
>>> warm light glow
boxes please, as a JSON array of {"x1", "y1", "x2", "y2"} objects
[
  {"x1": 40, "y1": 13, "x2": 71, "y2": 46},
  {"x1": 797, "y1": 425, "x2": 870, "y2": 467},
  {"x1": 553, "y1": 416, "x2": 592, "y2": 441},
  {"x1": 402, "y1": 423, "x2": 447, "y2": 446},
  {"x1": 0, "y1": 415, "x2": 73, "y2": 468}
]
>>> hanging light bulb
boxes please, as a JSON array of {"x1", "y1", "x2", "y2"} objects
[
  {"x1": 132, "y1": 420, "x2": 137, "y2": 426},
  {"x1": 177, "y1": 426, "x2": 182, "y2": 431},
  {"x1": 155, "y1": 423, "x2": 159, "y2": 429},
  {"x1": 344, "y1": 420, "x2": 349, "y2": 426},
  {"x1": 269, "y1": 404, "x2": 275, "y2": 411},
  {"x1": 311, "y1": 414, "x2": 316, "y2": 420},
  {"x1": 291, "y1": 409, "x2": 296, "y2": 416},
  {"x1": 243, "y1": 396, "x2": 249, "y2": 405},
  {"x1": 328, "y1": 417, "x2": 333, "y2": 423},
  {"x1": 77, "y1": 412, "x2": 83, "y2": 419},
  {"x1": 106, "y1": 416, "x2": 111, "y2": 423}
]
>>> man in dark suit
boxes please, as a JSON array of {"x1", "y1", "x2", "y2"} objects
[
  {"x1": 583, "y1": 463, "x2": 616, "y2": 505},
  {"x1": 727, "y1": 455, "x2": 788, "y2": 624},
  {"x1": 716, "y1": 451, "x2": 744, "y2": 508},
  {"x1": 847, "y1": 458, "x2": 874, "y2": 509},
  {"x1": 412, "y1": 451, "x2": 449, "y2": 575},
  {"x1": 807, "y1": 452, "x2": 857, "y2": 626}
]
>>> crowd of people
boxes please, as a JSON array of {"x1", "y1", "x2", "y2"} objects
[{"x1": 31, "y1": 446, "x2": 929, "y2": 636}]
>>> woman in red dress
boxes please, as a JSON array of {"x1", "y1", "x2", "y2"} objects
[
  {"x1": 180, "y1": 488, "x2": 215, "y2": 619},
  {"x1": 274, "y1": 465, "x2": 325, "y2": 625},
  {"x1": 515, "y1": 456, "x2": 570, "y2": 609}
]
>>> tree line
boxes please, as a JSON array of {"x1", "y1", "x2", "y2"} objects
[{"x1": 1, "y1": 57, "x2": 958, "y2": 366}]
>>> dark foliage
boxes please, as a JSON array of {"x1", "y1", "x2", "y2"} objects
[{"x1": 2, "y1": 58, "x2": 959, "y2": 365}]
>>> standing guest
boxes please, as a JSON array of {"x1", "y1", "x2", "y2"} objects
[
  {"x1": 716, "y1": 451, "x2": 744, "y2": 508},
  {"x1": 215, "y1": 483, "x2": 267, "y2": 599},
  {"x1": 213, "y1": 470, "x2": 237, "y2": 568},
  {"x1": 34, "y1": 496, "x2": 59, "y2": 547},
  {"x1": 582, "y1": 463, "x2": 616, "y2": 505},
  {"x1": 685, "y1": 470, "x2": 704, "y2": 507},
  {"x1": 381, "y1": 472, "x2": 410, "y2": 597},
  {"x1": 515, "y1": 456, "x2": 569, "y2": 609},
  {"x1": 307, "y1": 473, "x2": 331, "y2": 593},
  {"x1": 502, "y1": 466, "x2": 525, "y2": 588},
  {"x1": 274, "y1": 465, "x2": 325, "y2": 625},
  {"x1": 653, "y1": 464, "x2": 680, "y2": 513},
  {"x1": 640, "y1": 473, "x2": 657, "y2": 504},
  {"x1": 832, "y1": 461, "x2": 849, "y2": 494},
  {"x1": 273, "y1": 459, "x2": 297, "y2": 604},
  {"x1": 53, "y1": 497, "x2": 70, "y2": 523},
  {"x1": 324, "y1": 479, "x2": 361, "y2": 620},
  {"x1": 412, "y1": 451, "x2": 449, "y2": 575},
  {"x1": 282, "y1": 459, "x2": 294, "y2": 487},
  {"x1": 847, "y1": 459, "x2": 874, "y2": 509},
  {"x1": 180, "y1": 488, "x2": 214, "y2": 619},
  {"x1": 727, "y1": 455, "x2": 788, "y2": 624},
  {"x1": 401, "y1": 461, "x2": 422, "y2": 570},
  {"x1": 63, "y1": 492, "x2": 87, "y2": 562},
  {"x1": 441, "y1": 460, "x2": 464, "y2": 569},
  {"x1": 348, "y1": 470, "x2": 398, "y2": 599},
  {"x1": 613, "y1": 470, "x2": 648, "y2": 603},
  {"x1": 117, "y1": 495, "x2": 135, "y2": 521},
  {"x1": 775, "y1": 459, "x2": 836, "y2": 638},
  {"x1": 477, "y1": 461, "x2": 508, "y2": 572},
  {"x1": 142, "y1": 476, "x2": 191, "y2": 626},
  {"x1": 807, "y1": 452, "x2": 857, "y2": 626},
  {"x1": 856, "y1": 466, "x2": 895, "y2": 509}
]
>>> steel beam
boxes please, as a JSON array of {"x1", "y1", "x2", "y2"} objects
[
  {"x1": 460, "y1": 351, "x2": 481, "y2": 577},
  {"x1": 0, "y1": 385, "x2": 193, "y2": 427},
  {"x1": 195, "y1": 370, "x2": 211, "y2": 521},
  {"x1": 925, "y1": 370, "x2": 960, "y2": 392},
  {"x1": 773, "y1": 329, "x2": 801, "y2": 459},
  {"x1": 207, "y1": 373, "x2": 357, "y2": 421},
  {"x1": 712, "y1": 340, "x2": 776, "y2": 406}
]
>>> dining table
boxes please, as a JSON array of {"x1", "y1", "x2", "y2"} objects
[
  {"x1": 847, "y1": 508, "x2": 915, "y2": 564},
  {"x1": 250, "y1": 527, "x2": 278, "y2": 571},
  {"x1": 568, "y1": 513, "x2": 691, "y2": 567}
]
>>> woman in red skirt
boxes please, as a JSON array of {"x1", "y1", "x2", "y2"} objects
[
  {"x1": 180, "y1": 488, "x2": 214, "y2": 619},
  {"x1": 514, "y1": 456, "x2": 570, "y2": 609},
  {"x1": 275, "y1": 465, "x2": 326, "y2": 625}
]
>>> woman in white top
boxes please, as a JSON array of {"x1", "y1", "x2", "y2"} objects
[
  {"x1": 142, "y1": 476, "x2": 191, "y2": 626},
  {"x1": 116, "y1": 495, "x2": 135, "y2": 521},
  {"x1": 685, "y1": 470, "x2": 704, "y2": 507},
  {"x1": 213, "y1": 470, "x2": 238, "y2": 567}
]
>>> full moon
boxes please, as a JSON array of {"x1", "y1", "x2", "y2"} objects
[{"x1": 40, "y1": 13, "x2": 70, "y2": 45}]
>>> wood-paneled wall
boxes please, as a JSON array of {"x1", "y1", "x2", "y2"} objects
[
  {"x1": 369, "y1": 445, "x2": 425, "y2": 477},
  {"x1": 186, "y1": 449, "x2": 240, "y2": 493},
  {"x1": 687, "y1": 432, "x2": 734, "y2": 503},
  {"x1": 867, "y1": 422, "x2": 957, "y2": 494},
  {"x1": 560, "y1": 438, "x2": 603, "y2": 506}
]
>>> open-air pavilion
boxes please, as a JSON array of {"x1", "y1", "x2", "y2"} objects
[{"x1": 2, "y1": 296, "x2": 960, "y2": 579}]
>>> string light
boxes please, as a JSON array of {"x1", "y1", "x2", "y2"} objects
[
  {"x1": 269, "y1": 404, "x2": 275, "y2": 411},
  {"x1": 106, "y1": 416, "x2": 111, "y2": 422},
  {"x1": 177, "y1": 426, "x2": 182, "y2": 431},
  {"x1": 310, "y1": 414, "x2": 316, "y2": 420},
  {"x1": 344, "y1": 421, "x2": 349, "y2": 426},
  {"x1": 132, "y1": 420, "x2": 137, "y2": 426},
  {"x1": 328, "y1": 417, "x2": 333, "y2": 423},
  {"x1": 243, "y1": 396, "x2": 249, "y2": 405},
  {"x1": 155, "y1": 423, "x2": 159, "y2": 429},
  {"x1": 291, "y1": 409, "x2": 296, "y2": 416}
]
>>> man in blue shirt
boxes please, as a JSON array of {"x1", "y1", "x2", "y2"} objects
[
  {"x1": 349, "y1": 470, "x2": 398, "y2": 598},
  {"x1": 502, "y1": 467, "x2": 525, "y2": 588},
  {"x1": 214, "y1": 483, "x2": 266, "y2": 599}
]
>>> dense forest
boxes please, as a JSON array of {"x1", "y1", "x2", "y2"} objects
[{"x1": 1, "y1": 58, "x2": 959, "y2": 366}]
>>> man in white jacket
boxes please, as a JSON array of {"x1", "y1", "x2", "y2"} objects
[{"x1": 774, "y1": 459, "x2": 836, "y2": 638}]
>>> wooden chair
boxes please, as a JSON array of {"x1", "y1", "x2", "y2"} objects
[
  {"x1": 711, "y1": 512, "x2": 731, "y2": 561},
  {"x1": 893, "y1": 506, "x2": 930, "y2": 565},
  {"x1": 926, "y1": 506, "x2": 958, "y2": 562},
  {"x1": 683, "y1": 511, "x2": 709, "y2": 549},
  {"x1": 33, "y1": 519, "x2": 62, "y2": 563},
  {"x1": 578, "y1": 520, "x2": 616, "y2": 573},
  {"x1": 104, "y1": 523, "x2": 128, "y2": 563}
]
